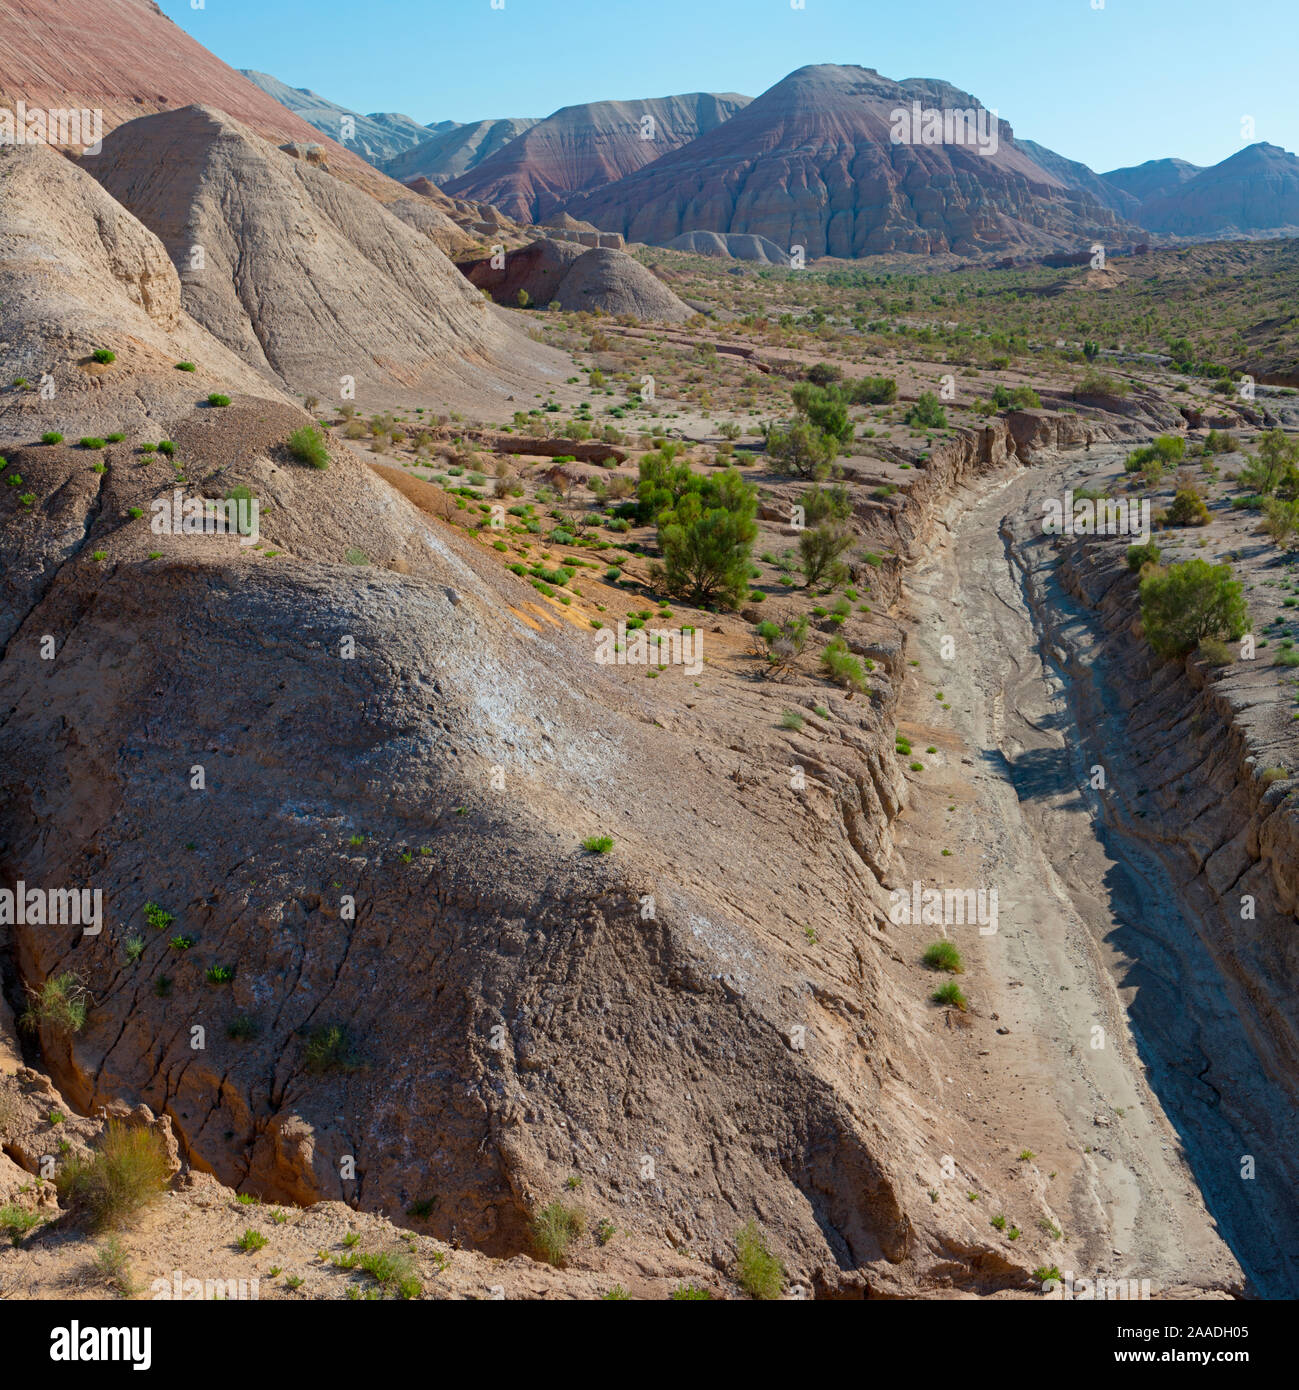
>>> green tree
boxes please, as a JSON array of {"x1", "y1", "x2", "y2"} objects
[
  {"x1": 1238, "y1": 430, "x2": 1299, "y2": 498},
  {"x1": 905, "y1": 392, "x2": 947, "y2": 428},
  {"x1": 790, "y1": 384, "x2": 852, "y2": 442},
  {"x1": 652, "y1": 470, "x2": 758, "y2": 607},
  {"x1": 798, "y1": 524, "x2": 853, "y2": 587},
  {"x1": 1140, "y1": 559, "x2": 1249, "y2": 657}
]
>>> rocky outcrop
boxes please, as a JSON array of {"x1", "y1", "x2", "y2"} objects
[
  {"x1": 564, "y1": 65, "x2": 1143, "y2": 259},
  {"x1": 666, "y1": 230, "x2": 789, "y2": 263},
  {"x1": 444, "y1": 92, "x2": 751, "y2": 224}
]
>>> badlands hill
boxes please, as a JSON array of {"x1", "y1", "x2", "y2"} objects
[
  {"x1": 444, "y1": 92, "x2": 752, "y2": 224},
  {"x1": 1, "y1": 133, "x2": 1019, "y2": 1298},
  {"x1": 239, "y1": 69, "x2": 439, "y2": 164},
  {"x1": 1135, "y1": 142, "x2": 1299, "y2": 237},
  {"x1": 1101, "y1": 156, "x2": 1205, "y2": 207},
  {"x1": 384, "y1": 118, "x2": 541, "y2": 186},
  {"x1": 84, "y1": 106, "x2": 558, "y2": 403},
  {"x1": 463, "y1": 238, "x2": 693, "y2": 320},
  {"x1": 563, "y1": 66, "x2": 1141, "y2": 258}
]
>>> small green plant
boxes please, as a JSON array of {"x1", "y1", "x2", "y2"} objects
[
  {"x1": 206, "y1": 965, "x2": 235, "y2": 985},
  {"x1": 143, "y1": 901, "x2": 174, "y2": 931},
  {"x1": 582, "y1": 835, "x2": 614, "y2": 854},
  {"x1": 206, "y1": 393, "x2": 232, "y2": 407},
  {"x1": 932, "y1": 981, "x2": 967, "y2": 1010},
  {"x1": 734, "y1": 1221, "x2": 783, "y2": 1300},
  {"x1": 1, "y1": 1205, "x2": 43, "y2": 1246},
  {"x1": 78, "y1": 437, "x2": 106, "y2": 450},
  {"x1": 922, "y1": 941, "x2": 964, "y2": 974},
  {"x1": 670, "y1": 1283, "x2": 712, "y2": 1300},
  {"x1": 238, "y1": 1228, "x2": 269, "y2": 1253},
  {"x1": 303, "y1": 1024, "x2": 362, "y2": 1074},
  {"x1": 93, "y1": 1235, "x2": 138, "y2": 1296},
  {"x1": 41, "y1": 431, "x2": 64, "y2": 445},
  {"x1": 124, "y1": 935, "x2": 145, "y2": 964},
  {"x1": 991, "y1": 1214, "x2": 1007, "y2": 1231},
  {"x1": 529, "y1": 1201, "x2": 586, "y2": 1267},
  {"x1": 91, "y1": 349, "x2": 116, "y2": 364},
  {"x1": 169, "y1": 935, "x2": 194, "y2": 951},
  {"x1": 1018, "y1": 1149, "x2": 1035, "y2": 1162},
  {"x1": 175, "y1": 361, "x2": 196, "y2": 372},
  {"x1": 602, "y1": 1284, "x2": 631, "y2": 1300},
  {"x1": 780, "y1": 709, "x2": 805, "y2": 730},
  {"x1": 288, "y1": 425, "x2": 330, "y2": 469},
  {"x1": 1033, "y1": 1264, "x2": 1063, "y2": 1285},
  {"x1": 157, "y1": 441, "x2": 175, "y2": 456}
]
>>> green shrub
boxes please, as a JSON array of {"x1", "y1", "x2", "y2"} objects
[
  {"x1": 91, "y1": 349, "x2": 116, "y2": 364},
  {"x1": 582, "y1": 835, "x2": 614, "y2": 854},
  {"x1": 206, "y1": 393, "x2": 232, "y2": 407},
  {"x1": 238, "y1": 1228, "x2": 269, "y2": 1252},
  {"x1": 1197, "y1": 639, "x2": 1236, "y2": 667},
  {"x1": 1165, "y1": 488, "x2": 1210, "y2": 526},
  {"x1": 780, "y1": 709, "x2": 804, "y2": 730},
  {"x1": 157, "y1": 441, "x2": 175, "y2": 457},
  {"x1": 143, "y1": 901, "x2": 174, "y2": 931},
  {"x1": 905, "y1": 392, "x2": 947, "y2": 428},
  {"x1": 820, "y1": 638, "x2": 868, "y2": 694},
  {"x1": 1126, "y1": 542, "x2": 1161, "y2": 572},
  {"x1": 40, "y1": 431, "x2": 63, "y2": 445},
  {"x1": 56, "y1": 1122, "x2": 171, "y2": 1230},
  {"x1": 78, "y1": 437, "x2": 106, "y2": 450},
  {"x1": 670, "y1": 1283, "x2": 712, "y2": 1300},
  {"x1": 175, "y1": 361, "x2": 196, "y2": 372},
  {"x1": 288, "y1": 426, "x2": 329, "y2": 469},
  {"x1": 734, "y1": 1221, "x2": 783, "y2": 1300},
  {"x1": 1140, "y1": 559, "x2": 1249, "y2": 657},
  {"x1": 0, "y1": 1205, "x2": 42, "y2": 1246}
]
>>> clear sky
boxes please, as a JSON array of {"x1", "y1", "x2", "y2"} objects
[{"x1": 159, "y1": 0, "x2": 1297, "y2": 172}]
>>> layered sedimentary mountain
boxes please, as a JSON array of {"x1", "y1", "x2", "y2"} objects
[
  {"x1": 665, "y1": 229, "x2": 789, "y2": 263},
  {"x1": 564, "y1": 65, "x2": 1142, "y2": 259},
  {"x1": 83, "y1": 105, "x2": 558, "y2": 400},
  {"x1": 1135, "y1": 143, "x2": 1299, "y2": 237},
  {"x1": 384, "y1": 118, "x2": 540, "y2": 186},
  {"x1": 0, "y1": 0, "x2": 401, "y2": 202},
  {"x1": 444, "y1": 93, "x2": 752, "y2": 224},
  {"x1": 1101, "y1": 156, "x2": 1204, "y2": 206},
  {"x1": 1016, "y1": 139, "x2": 1141, "y2": 219},
  {"x1": 239, "y1": 69, "x2": 440, "y2": 163}
]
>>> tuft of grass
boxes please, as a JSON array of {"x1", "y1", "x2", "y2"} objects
[
  {"x1": 922, "y1": 941, "x2": 964, "y2": 974},
  {"x1": 670, "y1": 1283, "x2": 712, "y2": 1300},
  {"x1": 1033, "y1": 1264, "x2": 1063, "y2": 1285},
  {"x1": 40, "y1": 431, "x2": 63, "y2": 445},
  {"x1": 780, "y1": 709, "x2": 805, "y2": 730},
  {"x1": 56, "y1": 1122, "x2": 171, "y2": 1230},
  {"x1": 931, "y1": 981, "x2": 967, "y2": 1011},
  {"x1": 143, "y1": 901, "x2": 173, "y2": 931},
  {"x1": 734, "y1": 1220, "x2": 784, "y2": 1300},
  {"x1": 359, "y1": 1248, "x2": 421, "y2": 1298},
  {"x1": 303, "y1": 1024, "x2": 362, "y2": 1074},
  {"x1": 582, "y1": 835, "x2": 614, "y2": 854},
  {"x1": 237, "y1": 1228, "x2": 269, "y2": 1253},
  {"x1": 602, "y1": 1284, "x2": 631, "y2": 1300},
  {"x1": 206, "y1": 393, "x2": 232, "y2": 407},
  {"x1": 288, "y1": 425, "x2": 330, "y2": 470},
  {"x1": 91, "y1": 348, "x2": 116, "y2": 364},
  {"x1": 175, "y1": 362, "x2": 196, "y2": 372},
  {"x1": 529, "y1": 1201, "x2": 586, "y2": 1267},
  {"x1": 93, "y1": 1235, "x2": 138, "y2": 1296},
  {"x1": 20, "y1": 972, "x2": 88, "y2": 1034}
]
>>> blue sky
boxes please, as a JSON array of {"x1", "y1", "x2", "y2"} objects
[{"x1": 160, "y1": 0, "x2": 1297, "y2": 172}]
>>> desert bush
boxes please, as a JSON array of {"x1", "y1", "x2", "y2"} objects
[
  {"x1": 1238, "y1": 430, "x2": 1299, "y2": 497},
  {"x1": 582, "y1": 835, "x2": 614, "y2": 854},
  {"x1": 753, "y1": 614, "x2": 809, "y2": 672},
  {"x1": 791, "y1": 384, "x2": 853, "y2": 442},
  {"x1": 206, "y1": 393, "x2": 231, "y2": 407},
  {"x1": 905, "y1": 392, "x2": 948, "y2": 429},
  {"x1": 1263, "y1": 496, "x2": 1299, "y2": 547},
  {"x1": 734, "y1": 1221, "x2": 783, "y2": 1300},
  {"x1": 1196, "y1": 638, "x2": 1236, "y2": 666},
  {"x1": 91, "y1": 348, "x2": 116, "y2": 364},
  {"x1": 20, "y1": 973, "x2": 88, "y2": 1034},
  {"x1": 932, "y1": 980, "x2": 968, "y2": 1010},
  {"x1": 288, "y1": 426, "x2": 330, "y2": 469},
  {"x1": 845, "y1": 375, "x2": 897, "y2": 405},
  {"x1": 1165, "y1": 488, "x2": 1210, "y2": 526},
  {"x1": 1204, "y1": 429, "x2": 1237, "y2": 454},
  {"x1": 652, "y1": 470, "x2": 758, "y2": 608},
  {"x1": 56, "y1": 1122, "x2": 171, "y2": 1230},
  {"x1": 0, "y1": 1205, "x2": 42, "y2": 1246},
  {"x1": 1126, "y1": 541, "x2": 1161, "y2": 572},
  {"x1": 530, "y1": 1202, "x2": 585, "y2": 1267},
  {"x1": 820, "y1": 638, "x2": 868, "y2": 694},
  {"x1": 802, "y1": 483, "x2": 851, "y2": 527},
  {"x1": 1140, "y1": 558, "x2": 1249, "y2": 657},
  {"x1": 766, "y1": 419, "x2": 838, "y2": 479},
  {"x1": 799, "y1": 524, "x2": 853, "y2": 587},
  {"x1": 1075, "y1": 367, "x2": 1129, "y2": 398},
  {"x1": 40, "y1": 431, "x2": 63, "y2": 445}
]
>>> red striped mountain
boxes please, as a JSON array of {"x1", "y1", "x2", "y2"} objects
[
  {"x1": 443, "y1": 92, "x2": 751, "y2": 223},
  {"x1": 563, "y1": 65, "x2": 1141, "y2": 259}
]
